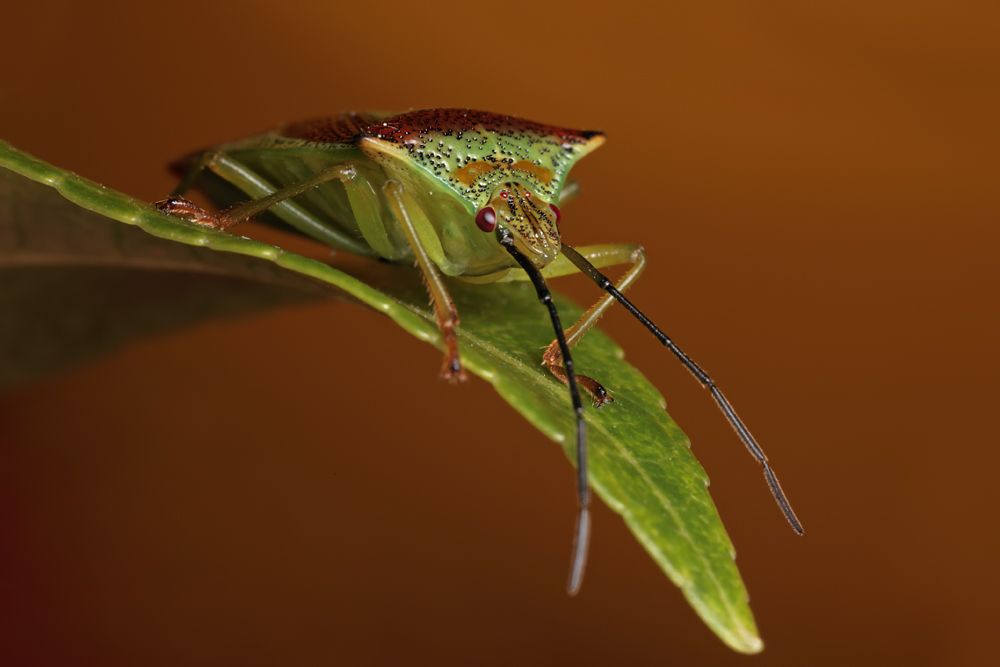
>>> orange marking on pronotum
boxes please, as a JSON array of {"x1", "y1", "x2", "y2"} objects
[
  {"x1": 454, "y1": 161, "x2": 497, "y2": 185},
  {"x1": 510, "y1": 160, "x2": 553, "y2": 184}
]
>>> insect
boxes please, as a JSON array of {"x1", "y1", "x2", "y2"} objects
[{"x1": 156, "y1": 109, "x2": 803, "y2": 594}]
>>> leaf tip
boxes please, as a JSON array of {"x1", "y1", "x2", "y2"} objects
[{"x1": 736, "y1": 634, "x2": 764, "y2": 655}]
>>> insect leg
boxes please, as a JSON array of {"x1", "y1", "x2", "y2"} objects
[
  {"x1": 382, "y1": 181, "x2": 465, "y2": 382},
  {"x1": 518, "y1": 244, "x2": 645, "y2": 406},
  {"x1": 559, "y1": 243, "x2": 805, "y2": 535},
  {"x1": 158, "y1": 154, "x2": 376, "y2": 256},
  {"x1": 498, "y1": 228, "x2": 590, "y2": 595}
]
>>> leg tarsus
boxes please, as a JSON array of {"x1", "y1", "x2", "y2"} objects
[
  {"x1": 439, "y1": 309, "x2": 467, "y2": 383},
  {"x1": 154, "y1": 196, "x2": 231, "y2": 229},
  {"x1": 544, "y1": 343, "x2": 613, "y2": 408}
]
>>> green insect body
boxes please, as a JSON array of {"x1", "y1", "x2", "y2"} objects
[
  {"x1": 158, "y1": 108, "x2": 802, "y2": 595},
  {"x1": 176, "y1": 110, "x2": 603, "y2": 279}
]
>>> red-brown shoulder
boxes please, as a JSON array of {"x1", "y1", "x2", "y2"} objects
[
  {"x1": 356, "y1": 109, "x2": 603, "y2": 144},
  {"x1": 279, "y1": 112, "x2": 383, "y2": 144}
]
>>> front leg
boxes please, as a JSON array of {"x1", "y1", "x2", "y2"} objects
[{"x1": 542, "y1": 244, "x2": 646, "y2": 406}]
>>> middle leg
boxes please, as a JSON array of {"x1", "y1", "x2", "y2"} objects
[{"x1": 382, "y1": 180, "x2": 465, "y2": 382}]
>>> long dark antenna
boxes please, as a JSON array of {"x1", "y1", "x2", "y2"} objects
[
  {"x1": 498, "y1": 229, "x2": 591, "y2": 594},
  {"x1": 559, "y1": 244, "x2": 804, "y2": 535}
]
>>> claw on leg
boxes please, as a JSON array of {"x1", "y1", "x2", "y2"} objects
[
  {"x1": 440, "y1": 355, "x2": 467, "y2": 383},
  {"x1": 543, "y1": 341, "x2": 612, "y2": 408}
]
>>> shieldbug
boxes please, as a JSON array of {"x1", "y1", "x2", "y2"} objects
[{"x1": 156, "y1": 109, "x2": 803, "y2": 594}]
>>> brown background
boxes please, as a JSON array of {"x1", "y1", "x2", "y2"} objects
[{"x1": 2, "y1": 1, "x2": 997, "y2": 665}]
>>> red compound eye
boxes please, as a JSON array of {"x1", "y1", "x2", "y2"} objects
[
  {"x1": 475, "y1": 206, "x2": 497, "y2": 232},
  {"x1": 500, "y1": 191, "x2": 508, "y2": 199},
  {"x1": 548, "y1": 204, "x2": 562, "y2": 224},
  {"x1": 524, "y1": 190, "x2": 531, "y2": 198}
]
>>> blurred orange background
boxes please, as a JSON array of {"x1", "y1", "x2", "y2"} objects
[{"x1": 2, "y1": 1, "x2": 997, "y2": 664}]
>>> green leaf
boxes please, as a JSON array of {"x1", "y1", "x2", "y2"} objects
[{"x1": 0, "y1": 139, "x2": 763, "y2": 653}]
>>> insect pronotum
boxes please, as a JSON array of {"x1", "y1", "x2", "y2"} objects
[{"x1": 156, "y1": 109, "x2": 803, "y2": 594}]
